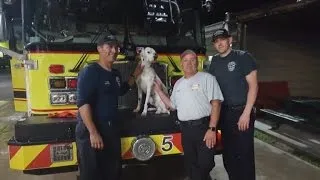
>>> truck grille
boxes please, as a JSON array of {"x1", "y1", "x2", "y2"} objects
[{"x1": 113, "y1": 61, "x2": 168, "y2": 110}]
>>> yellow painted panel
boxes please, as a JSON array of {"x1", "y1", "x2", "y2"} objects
[
  {"x1": 13, "y1": 99, "x2": 27, "y2": 112},
  {"x1": 10, "y1": 132, "x2": 182, "y2": 171},
  {"x1": 22, "y1": 145, "x2": 47, "y2": 169},
  {"x1": 121, "y1": 134, "x2": 182, "y2": 157},
  {"x1": 25, "y1": 51, "x2": 206, "y2": 115},
  {"x1": 121, "y1": 137, "x2": 135, "y2": 156},
  {"x1": 10, "y1": 56, "x2": 27, "y2": 112},
  {"x1": 9, "y1": 147, "x2": 24, "y2": 170},
  {"x1": 0, "y1": 41, "x2": 9, "y2": 48},
  {"x1": 10, "y1": 145, "x2": 47, "y2": 170}
]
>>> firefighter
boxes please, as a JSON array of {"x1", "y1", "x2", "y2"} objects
[
  {"x1": 154, "y1": 49, "x2": 224, "y2": 180},
  {"x1": 75, "y1": 35, "x2": 143, "y2": 180},
  {"x1": 208, "y1": 28, "x2": 258, "y2": 180}
]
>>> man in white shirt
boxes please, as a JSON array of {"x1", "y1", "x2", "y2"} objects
[{"x1": 154, "y1": 49, "x2": 224, "y2": 180}]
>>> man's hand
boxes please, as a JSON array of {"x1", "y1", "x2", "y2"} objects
[
  {"x1": 132, "y1": 63, "x2": 144, "y2": 78},
  {"x1": 238, "y1": 112, "x2": 250, "y2": 131},
  {"x1": 153, "y1": 79, "x2": 162, "y2": 93},
  {"x1": 128, "y1": 63, "x2": 144, "y2": 87},
  {"x1": 90, "y1": 132, "x2": 104, "y2": 150},
  {"x1": 203, "y1": 130, "x2": 216, "y2": 149}
]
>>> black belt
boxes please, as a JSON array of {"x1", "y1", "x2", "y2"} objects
[
  {"x1": 222, "y1": 104, "x2": 246, "y2": 110},
  {"x1": 179, "y1": 116, "x2": 209, "y2": 126}
]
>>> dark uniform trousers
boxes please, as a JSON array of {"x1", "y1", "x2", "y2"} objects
[
  {"x1": 180, "y1": 117, "x2": 215, "y2": 180},
  {"x1": 75, "y1": 121, "x2": 121, "y2": 180},
  {"x1": 220, "y1": 105, "x2": 256, "y2": 180}
]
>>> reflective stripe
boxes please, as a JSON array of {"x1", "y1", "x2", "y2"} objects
[
  {"x1": 9, "y1": 142, "x2": 78, "y2": 170},
  {"x1": 9, "y1": 133, "x2": 183, "y2": 170}
]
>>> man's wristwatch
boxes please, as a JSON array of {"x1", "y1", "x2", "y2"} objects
[{"x1": 208, "y1": 126, "x2": 216, "y2": 132}]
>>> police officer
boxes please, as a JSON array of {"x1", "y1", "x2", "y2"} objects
[
  {"x1": 208, "y1": 29, "x2": 258, "y2": 180},
  {"x1": 154, "y1": 49, "x2": 224, "y2": 180},
  {"x1": 75, "y1": 35, "x2": 143, "y2": 180}
]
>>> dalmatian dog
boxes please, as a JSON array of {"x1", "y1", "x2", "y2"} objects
[{"x1": 133, "y1": 47, "x2": 170, "y2": 116}]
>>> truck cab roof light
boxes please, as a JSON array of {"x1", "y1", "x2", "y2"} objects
[{"x1": 49, "y1": 65, "x2": 64, "y2": 74}]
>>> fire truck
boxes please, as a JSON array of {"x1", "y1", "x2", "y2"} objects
[{"x1": 0, "y1": 0, "x2": 236, "y2": 175}]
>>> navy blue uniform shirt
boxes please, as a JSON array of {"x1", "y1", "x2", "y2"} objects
[
  {"x1": 209, "y1": 50, "x2": 257, "y2": 106},
  {"x1": 76, "y1": 62, "x2": 130, "y2": 127}
]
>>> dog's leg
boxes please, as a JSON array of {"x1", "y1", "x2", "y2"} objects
[
  {"x1": 160, "y1": 100, "x2": 170, "y2": 114},
  {"x1": 141, "y1": 84, "x2": 152, "y2": 116},
  {"x1": 154, "y1": 94, "x2": 170, "y2": 115},
  {"x1": 154, "y1": 95, "x2": 162, "y2": 114},
  {"x1": 133, "y1": 82, "x2": 142, "y2": 113}
]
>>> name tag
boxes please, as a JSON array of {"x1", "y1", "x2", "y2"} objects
[{"x1": 191, "y1": 84, "x2": 200, "y2": 90}]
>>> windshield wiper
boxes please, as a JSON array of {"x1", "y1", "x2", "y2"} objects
[
  {"x1": 69, "y1": 25, "x2": 109, "y2": 73},
  {"x1": 167, "y1": 55, "x2": 181, "y2": 73}
]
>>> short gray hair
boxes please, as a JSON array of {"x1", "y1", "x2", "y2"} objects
[{"x1": 180, "y1": 49, "x2": 197, "y2": 60}]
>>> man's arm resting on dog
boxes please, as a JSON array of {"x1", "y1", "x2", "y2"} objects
[
  {"x1": 119, "y1": 75, "x2": 134, "y2": 96},
  {"x1": 154, "y1": 80, "x2": 176, "y2": 110}
]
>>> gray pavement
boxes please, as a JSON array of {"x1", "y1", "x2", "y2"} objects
[
  {"x1": 0, "y1": 69, "x2": 13, "y2": 101},
  {"x1": 256, "y1": 118, "x2": 320, "y2": 161}
]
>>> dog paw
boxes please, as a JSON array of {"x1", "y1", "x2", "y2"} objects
[
  {"x1": 133, "y1": 108, "x2": 140, "y2": 113},
  {"x1": 141, "y1": 111, "x2": 147, "y2": 116},
  {"x1": 155, "y1": 110, "x2": 161, "y2": 114}
]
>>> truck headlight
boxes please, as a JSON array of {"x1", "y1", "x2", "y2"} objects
[{"x1": 50, "y1": 93, "x2": 68, "y2": 104}]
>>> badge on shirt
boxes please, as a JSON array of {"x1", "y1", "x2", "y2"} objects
[
  {"x1": 116, "y1": 76, "x2": 121, "y2": 87},
  {"x1": 191, "y1": 84, "x2": 200, "y2": 90},
  {"x1": 227, "y1": 61, "x2": 236, "y2": 72}
]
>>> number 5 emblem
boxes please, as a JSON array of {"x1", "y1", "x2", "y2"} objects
[{"x1": 161, "y1": 135, "x2": 173, "y2": 152}]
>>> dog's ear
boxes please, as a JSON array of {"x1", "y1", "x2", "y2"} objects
[{"x1": 136, "y1": 47, "x2": 144, "y2": 55}]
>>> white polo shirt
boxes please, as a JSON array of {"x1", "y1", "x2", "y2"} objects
[{"x1": 170, "y1": 72, "x2": 224, "y2": 121}]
